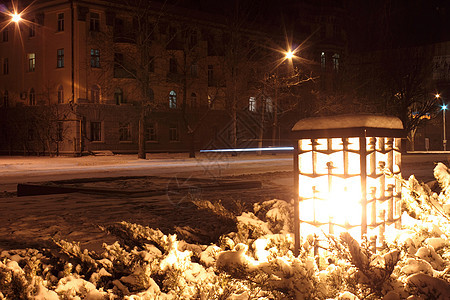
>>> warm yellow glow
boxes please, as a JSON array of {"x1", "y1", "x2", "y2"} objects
[
  {"x1": 435, "y1": 93, "x2": 441, "y2": 99},
  {"x1": 298, "y1": 137, "x2": 402, "y2": 241},
  {"x1": 285, "y1": 50, "x2": 294, "y2": 60},
  {"x1": 11, "y1": 12, "x2": 21, "y2": 23}
]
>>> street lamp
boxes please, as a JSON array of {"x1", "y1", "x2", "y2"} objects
[
  {"x1": 11, "y1": 12, "x2": 21, "y2": 23},
  {"x1": 291, "y1": 114, "x2": 404, "y2": 255},
  {"x1": 436, "y1": 94, "x2": 447, "y2": 151}
]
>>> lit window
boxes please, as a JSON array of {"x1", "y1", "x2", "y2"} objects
[
  {"x1": 90, "y1": 13, "x2": 99, "y2": 31},
  {"x1": 57, "y1": 13, "x2": 64, "y2": 31},
  {"x1": 146, "y1": 123, "x2": 157, "y2": 141},
  {"x1": 169, "y1": 90, "x2": 177, "y2": 108},
  {"x1": 57, "y1": 85, "x2": 64, "y2": 103},
  {"x1": 28, "y1": 53, "x2": 36, "y2": 72},
  {"x1": 249, "y1": 96, "x2": 256, "y2": 112},
  {"x1": 321, "y1": 52, "x2": 326, "y2": 69},
  {"x1": 119, "y1": 122, "x2": 131, "y2": 141},
  {"x1": 332, "y1": 53, "x2": 340, "y2": 71},
  {"x1": 114, "y1": 87, "x2": 123, "y2": 105},
  {"x1": 90, "y1": 49, "x2": 100, "y2": 68},
  {"x1": 57, "y1": 49, "x2": 64, "y2": 68},
  {"x1": 169, "y1": 125, "x2": 179, "y2": 141},
  {"x1": 208, "y1": 95, "x2": 213, "y2": 109},
  {"x1": 90, "y1": 122, "x2": 101, "y2": 141},
  {"x1": 91, "y1": 85, "x2": 100, "y2": 103},
  {"x1": 29, "y1": 88, "x2": 36, "y2": 106},
  {"x1": 3, "y1": 58, "x2": 8, "y2": 75}
]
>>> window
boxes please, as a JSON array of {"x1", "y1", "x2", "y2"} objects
[
  {"x1": 265, "y1": 97, "x2": 273, "y2": 113},
  {"x1": 3, "y1": 58, "x2": 8, "y2": 75},
  {"x1": 90, "y1": 122, "x2": 101, "y2": 141},
  {"x1": 208, "y1": 95, "x2": 213, "y2": 109},
  {"x1": 29, "y1": 21, "x2": 35, "y2": 37},
  {"x1": 91, "y1": 85, "x2": 100, "y2": 103},
  {"x1": 3, "y1": 90, "x2": 8, "y2": 107},
  {"x1": 57, "y1": 85, "x2": 64, "y2": 103},
  {"x1": 28, "y1": 53, "x2": 36, "y2": 72},
  {"x1": 114, "y1": 88, "x2": 123, "y2": 104},
  {"x1": 148, "y1": 56, "x2": 154, "y2": 72},
  {"x1": 169, "y1": 58, "x2": 177, "y2": 73},
  {"x1": 29, "y1": 88, "x2": 36, "y2": 106},
  {"x1": 57, "y1": 13, "x2": 64, "y2": 31},
  {"x1": 90, "y1": 49, "x2": 100, "y2": 68},
  {"x1": 321, "y1": 52, "x2": 326, "y2": 69},
  {"x1": 190, "y1": 63, "x2": 198, "y2": 77},
  {"x1": 169, "y1": 90, "x2": 177, "y2": 108},
  {"x1": 28, "y1": 128, "x2": 34, "y2": 141},
  {"x1": 190, "y1": 92, "x2": 197, "y2": 108},
  {"x1": 189, "y1": 30, "x2": 198, "y2": 47},
  {"x1": 332, "y1": 53, "x2": 340, "y2": 71},
  {"x1": 148, "y1": 88, "x2": 154, "y2": 102},
  {"x1": 119, "y1": 122, "x2": 131, "y2": 141},
  {"x1": 208, "y1": 65, "x2": 214, "y2": 86},
  {"x1": 57, "y1": 48, "x2": 64, "y2": 68},
  {"x1": 248, "y1": 97, "x2": 256, "y2": 112},
  {"x1": 56, "y1": 122, "x2": 63, "y2": 141},
  {"x1": 146, "y1": 123, "x2": 157, "y2": 141},
  {"x1": 169, "y1": 125, "x2": 179, "y2": 141},
  {"x1": 2, "y1": 27, "x2": 8, "y2": 42},
  {"x1": 90, "y1": 12, "x2": 100, "y2": 31}
]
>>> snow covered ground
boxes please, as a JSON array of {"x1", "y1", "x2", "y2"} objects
[{"x1": 0, "y1": 152, "x2": 450, "y2": 299}]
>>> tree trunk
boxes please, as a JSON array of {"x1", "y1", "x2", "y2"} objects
[
  {"x1": 189, "y1": 132, "x2": 195, "y2": 158},
  {"x1": 138, "y1": 109, "x2": 146, "y2": 159}
]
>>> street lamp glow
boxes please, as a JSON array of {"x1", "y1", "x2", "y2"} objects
[
  {"x1": 442, "y1": 104, "x2": 448, "y2": 111},
  {"x1": 11, "y1": 12, "x2": 21, "y2": 23},
  {"x1": 285, "y1": 50, "x2": 294, "y2": 60},
  {"x1": 436, "y1": 93, "x2": 441, "y2": 99}
]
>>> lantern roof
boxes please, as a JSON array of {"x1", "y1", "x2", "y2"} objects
[{"x1": 291, "y1": 114, "x2": 405, "y2": 139}]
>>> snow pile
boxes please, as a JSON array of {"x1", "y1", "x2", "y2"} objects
[{"x1": 1, "y1": 164, "x2": 450, "y2": 298}]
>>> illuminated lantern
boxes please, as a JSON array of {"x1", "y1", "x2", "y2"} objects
[{"x1": 291, "y1": 115, "x2": 404, "y2": 254}]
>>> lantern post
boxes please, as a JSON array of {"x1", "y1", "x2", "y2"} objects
[{"x1": 291, "y1": 115, "x2": 404, "y2": 256}]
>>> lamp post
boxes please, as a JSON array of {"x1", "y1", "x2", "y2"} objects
[
  {"x1": 291, "y1": 114, "x2": 404, "y2": 256},
  {"x1": 436, "y1": 94, "x2": 447, "y2": 151}
]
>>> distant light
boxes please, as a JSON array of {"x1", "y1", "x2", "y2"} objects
[
  {"x1": 285, "y1": 50, "x2": 294, "y2": 60},
  {"x1": 442, "y1": 104, "x2": 447, "y2": 111},
  {"x1": 435, "y1": 93, "x2": 441, "y2": 99},
  {"x1": 200, "y1": 147, "x2": 294, "y2": 153},
  {"x1": 11, "y1": 12, "x2": 21, "y2": 23}
]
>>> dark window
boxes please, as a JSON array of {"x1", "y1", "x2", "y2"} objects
[
  {"x1": 119, "y1": 122, "x2": 131, "y2": 141},
  {"x1": 57, "y1": 85, "x2": 64, "y2": 103},
  {"x1": 169, "y1": 58, "x2": 177, "y2": 73},
  {"x1": 29, "y1": 21, "x2": 35, "y2": 37},
  {"x1": 3, "y1": 58, "x2": 8, "y2": 74},
  {"x1": 114, "y1": 88, "x2": 123, "y2": 104},
  {"x1": 29, "y1": 88, "x2": 36, "y2": 106},
  {"x1": 91, "y1": 122, "x2": 101, "y2": 141},
  {"x1": 190, "y1": 63, "x2": 198, "y2": 77},
  {"x1": 57, "y1": 48, "x2": 64, "y2": 68},
  {"x1": 169, "y1": 90, "x2": 177, "y2": 108},
  {"x1": 2, "y1": 27, "x2": 8, "y2": 42},
  {"x1": 90, "y1": 12, "x2": 100, "y2": 31},
  {"x1": 148, "y1": 88, "x2": 154, "y2": 102},
  {"x1": 190, "y1": 92, "x2": 197, "y2": 108},
  {"x1": 189, "y1": 30, "x2": 198, "y2": 47},
  {"x1": 148, "y1": 56, "x2": 154, "y2": 72},
  {"x1": 3, "y1": 90, "x2": 8, "y2": 107},
  {"x1": 90, "y1": 49, "x2": 100, "y2": 68},
  {"x1": 208, "y1": 65, "x2": 214, "y2": 86},
  {"x1": 169, "y1": 125, "x2": 179, "y2": 141},
  {"x1": 146, "y1": 123, "x2": 157, "y2": 141},
  {"x1": 91, "y1": 85, "x2": 100, "y2": 103},
  {"x1": 57, "y1": 13, "x2": 64, "y2": 31}
]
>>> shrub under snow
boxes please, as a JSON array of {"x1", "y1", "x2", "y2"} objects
[{"x1": 1, "y1": 164, "x2": 450, "y2": 299}]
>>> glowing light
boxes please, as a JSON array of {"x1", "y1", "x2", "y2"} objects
[
  {"x1": 285, "y1": 50, "x2": 294, "y2": 60},
  {"x1": 11, "y1": 12, "x2": 21, "y2": 23},
  {"x1": 442, "y1": 104, "x2": 448, "y2": 111},
  {"x1": 435, "y1": 93, "x2": 441, "y2": 99}
]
